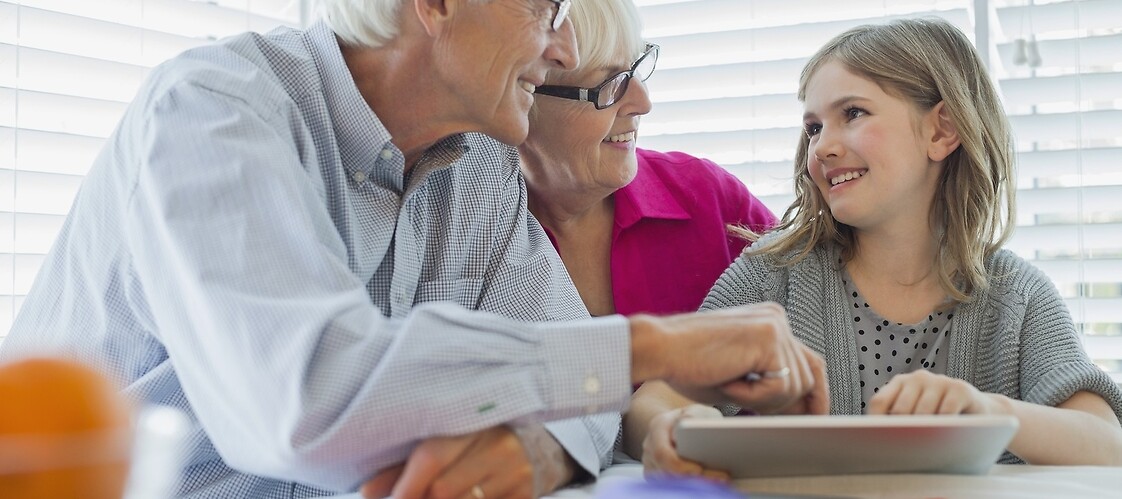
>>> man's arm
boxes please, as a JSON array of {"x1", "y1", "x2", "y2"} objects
[{"x1": 126, "y1": 80, "x2": 634, "y2": 492}]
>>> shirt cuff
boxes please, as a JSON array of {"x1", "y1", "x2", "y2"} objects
[{"x1": 536, "y1": 315, "x2": 632, "y2": 418}]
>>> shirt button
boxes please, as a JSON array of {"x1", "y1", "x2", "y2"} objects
[
  {"x1": 380, "y1": 149, "x2": 393, "y2": 160},
  {"x1": 583, "y1": 375, "x2": 601, "y2": 395},
  {"x1": 352, "y1": 171, "x2": 366, "y2": 183}
]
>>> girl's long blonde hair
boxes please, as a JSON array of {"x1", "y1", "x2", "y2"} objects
[{"x1": 751, "y1": 17, "x2": 1016, "y2": 303}]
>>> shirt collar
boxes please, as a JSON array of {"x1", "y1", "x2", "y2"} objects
[
  {"x1": 306, "y1": 21, "x2": 395, "y2": 174},
  {"x1": 614, "y1": 155, "x2": 690, "y2": 229},
  {"x1": 308, "y1": 21, "x2": 467, "y2": 186}
]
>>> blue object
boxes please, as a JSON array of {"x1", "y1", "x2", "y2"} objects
[{"x1": 594, "y1": 476, "x2": 746, "y2": 498}]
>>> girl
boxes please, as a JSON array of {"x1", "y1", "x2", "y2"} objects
[{"x1": 646, "y1": 17, "x2": 1122, "y2": 475}]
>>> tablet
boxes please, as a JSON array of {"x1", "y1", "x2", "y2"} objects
[{"x1": 675, "y1": 415, "x2": 1018, "y2": 478}]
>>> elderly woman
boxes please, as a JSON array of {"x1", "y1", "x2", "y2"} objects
[{"x1": 521, "y1": 0, "x2": 778, "y2": 474}]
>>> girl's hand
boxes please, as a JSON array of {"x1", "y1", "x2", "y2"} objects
[
  {"x1": 867, "y1": 370, "x2": 1004, "y2": 416},
  {"x1": 642, "y1": 404, "x2": 730, "y2": 482}
]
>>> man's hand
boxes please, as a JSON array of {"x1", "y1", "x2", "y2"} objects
[
  {"x1": 360, "y1": 424, "x2": 576, "y2": 499},
  {"x1": 630, "y1": 302, "x2": 829, "y2": 413}
]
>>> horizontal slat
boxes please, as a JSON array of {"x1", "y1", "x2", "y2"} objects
[
  {"x1": 0, "y1": 212, "x2": 65, "y2": 254},
  {"x1": 12, "y1": 7, "x2": 210, "y2": 69},
  {"x1": 3, "y1": 44, "x2": 148, "y2": 103},
  {"x1": 1034, "y1": 258, "x2": 1122, "y2": 286},
  {"x1": 1017, "y1": 147, "x2": 1122, "y2": 181},
  {"x1": 1068, "y1": 299, "x2": 1122, "y2": 324},
  {"x1": 1000, "y1": 72, "x2": 1122, "y2": 112},
  {"x1": 12, "y1": 89, "x2": 127, "y2": 138},
  {"x1": 996, "y1": 32, "x2": 1122, "y2": 75},
  {"x1": 0, "y1": 127, "x2": 104, "y2": 176},
  {"x1": 638, "y1": 126, "x2": 801, "y2": 165},
  {"x1": 1084, "y1": 336, "x2": 1122, "y2": 361},
  {"x1": 1006, "y1": 223, "x2": 1122, "y2": 256},
  {"x1": 5, "y1": 170, "x2": 83, "y2": 215},
  {"x1": 1009, "y1": 109, "x2": 1122, "y2": 144},
  {"x1": 996, "y1": 0, "x2": 1122, "y2": 39},
  {"x1": 0, "y1": 295, "x2": 14, "y2": 338},
  {"x1": 640, "y1": 0, "x2": 967, "y2": 38},
  {"x1": 646, "y1": 93, "x2": 801, "y2": 134},
  {"x1": 649, "y1": 8, "x2": 970, "y2": 70},
  {"x1": 0, "y1": 253, "x2": 43, "y2": 295},
  {"x1": 0, "y1": 2, "x2": 14, "y2": 45},
  {"x1": 10, "y1": 0, "x2": 299, "y2": 37},
  {"x1": 649, "y1": 59, "x2": 805, "y2": 103},
  {"x1": 1017, "y1": 185, "x2": 1122, "y2": 222}
]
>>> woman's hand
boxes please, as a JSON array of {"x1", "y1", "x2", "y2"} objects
[
  {"x1": 867, "y1": 370, "x2": 1003, "y2": 415},
  {"x1": 642, "y1": 404, "x2": 730, "y2": 481}
]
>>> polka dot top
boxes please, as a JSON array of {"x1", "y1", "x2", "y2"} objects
[{"x1": 844, "y1": 271, "x2": 954, "y2": 413}]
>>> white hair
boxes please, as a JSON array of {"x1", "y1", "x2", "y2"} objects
[
  {"x1": 556, "y1": 0, "x2": 645, "y2": 80},
  {"x1": 318, "y1": 0, "x2": 489, "y2": 49}
]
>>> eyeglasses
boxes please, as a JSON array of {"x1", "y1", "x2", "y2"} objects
[
  {"x1": 534, "y1": 43, "x2": 659, "y2": 110},
  {"x1": 543, "y1": 0, "x2": 571, "y2": 32}
]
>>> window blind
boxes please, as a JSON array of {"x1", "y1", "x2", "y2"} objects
[
  {"x1": 3, "y1": 0, "x2": 1119, "y2": 383},
  {"x1": 636, "y1": 0, "x2": 1122, "y2": 381},
  {"x1": 0, "y1": 0, "x2": 304, "y2": 340}
]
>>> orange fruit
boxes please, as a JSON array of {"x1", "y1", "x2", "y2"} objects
[{"x1": 0, "y1": 357, "x2": 133, "y2": 499}]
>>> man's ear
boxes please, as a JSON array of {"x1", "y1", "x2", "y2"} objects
[
  {"x1": 926, "y1": 100, "x2": 961, "y2": 163},
  {"x1": 413, "y1": 0, "x2": 457, "y2": 37}
]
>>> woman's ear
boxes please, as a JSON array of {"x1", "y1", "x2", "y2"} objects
[{"x1": 926, "y1": 101, "x2": 961, "y2": 163}]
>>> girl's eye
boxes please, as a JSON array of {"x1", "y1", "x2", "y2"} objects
[
  {"x1": 845, "y1": 107, "x2": 867, "y2": 120},
  {"x1": 804, "y1": 123, "x2": 822, "y2": 138}
]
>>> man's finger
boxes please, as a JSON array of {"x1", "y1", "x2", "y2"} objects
[
  {"x1": 391, "y1": 436, "x2": 475, "y2": 499},
  {"x1": 360, "y1": 464, "x2": 404, "y2": 499}
]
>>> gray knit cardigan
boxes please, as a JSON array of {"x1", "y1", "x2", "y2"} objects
[{"x1": 701, "y1": 233, "x2": 1122, "y2": 463}]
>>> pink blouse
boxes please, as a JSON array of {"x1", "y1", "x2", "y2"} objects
[{"x1": 544, "y1": 148, "x2": 778, "y2": 316}]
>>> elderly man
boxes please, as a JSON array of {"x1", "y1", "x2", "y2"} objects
[{"x1": 1, "y1": 0, "x2": 827, "y2": 497}]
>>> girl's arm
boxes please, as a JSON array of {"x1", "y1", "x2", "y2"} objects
[
  {"x1": 869, "y1": 366, "x2": 1122, "y2": 465},
  {"x1": 992, "y1": 390, "x2": 1122, "y2": 465}
]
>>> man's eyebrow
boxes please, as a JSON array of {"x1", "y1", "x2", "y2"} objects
[{"x1": 802, "y1": 95, "x2": 870, "y2": 121}]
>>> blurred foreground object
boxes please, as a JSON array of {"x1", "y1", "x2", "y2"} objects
[
  {"x1": 123, "y1": 404, "x2": 190, "y2": 499},
  {"x1": 0, "y1": 357, "x2": 133, "y2": 498}
]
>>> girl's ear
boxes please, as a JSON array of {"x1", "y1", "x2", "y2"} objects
[{"x1": 926, "y1": 101, "x2": 961, "y2": 163}]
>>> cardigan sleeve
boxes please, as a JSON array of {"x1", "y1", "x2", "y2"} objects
[
  {"x1": 701, "y1": 234, "x2": 788, "y2": 312},
  {"x1": 1011, "y1": 256, "x2": 1122, "y2": 422}
]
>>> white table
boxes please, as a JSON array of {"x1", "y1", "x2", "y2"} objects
[{"x1": 547, "y1": 463, "x2": 1122, "y2": 498}]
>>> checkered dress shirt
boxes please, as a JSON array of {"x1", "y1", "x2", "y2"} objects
[{"x1": 1, "y1": 20, "x2": 629, "y2": 497}]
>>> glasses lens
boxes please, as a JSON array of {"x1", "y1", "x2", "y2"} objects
[
  {"x1": 635, "y1": 46, "x2": 658, "y2": 82},
  {"x1": 598, "y1": 73, "x2": 630, "y2": 109},
  {"x1": 552, "y1": 0, "x2": 571, "y2": 31}
]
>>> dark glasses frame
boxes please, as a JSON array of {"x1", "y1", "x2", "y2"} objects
[{"x1": 534, "y1": 43, "x2": 659, "y2": 110}]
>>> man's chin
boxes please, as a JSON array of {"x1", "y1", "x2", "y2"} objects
[{"x1": 484, "y1": 122, "x2": 530, "y2": 147}]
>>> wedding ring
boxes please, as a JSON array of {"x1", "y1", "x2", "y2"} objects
[
  {"x1": 744, "y1": 366, "x2": 791, "y2": 382},
  {"x1": 471, "y1": 484, "x2": 485, "y2": 499}
]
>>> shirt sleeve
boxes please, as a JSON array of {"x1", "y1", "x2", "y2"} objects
[
  {"x1": 701, "y1": 250, "x2": 775, "y2": 312},
  {"x1": 124, "y1": 79, "x2": 631, "y2": 491},
  {"x1": 477, "y1": 158, "x2": 620, "y2": 477}
]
